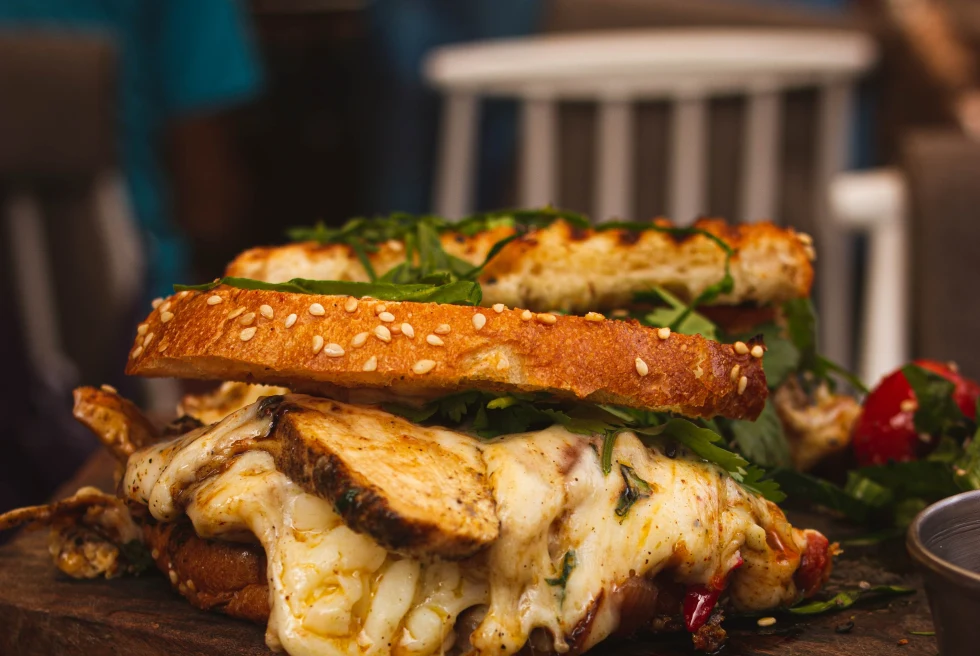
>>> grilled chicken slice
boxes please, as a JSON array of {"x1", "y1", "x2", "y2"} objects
[
  {"x1": 274, "y1": 395, "x2": 498, "y2": 558},
  {"x1": 0, "y1": 487, "x2": 143, "y2": 579},
  {"x1": 73, "y1": 386, "x2": 160, "y2": 461}
]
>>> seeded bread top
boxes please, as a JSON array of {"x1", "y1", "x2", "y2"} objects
[
  {"x1": 226, "y1": 218, "x2": 814, "y2": 313},
  {"x1": 126, "y1": 286, "x2": 768, "y2": 420}
]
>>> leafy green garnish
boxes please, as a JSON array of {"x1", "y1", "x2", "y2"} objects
[
  {"x1": 783, "y1": 298, "x2": 868, "y2": 394},
  {"x1": 727, "y1": 400, "x2": 791, "y2": 469},
  {"x1": 903, "y1": 364, "x2": 966, "y2": 437},
  {"x1": 634, "y1": 419, "x2": 784, "y2": 502},
  {"x1": 545, "y1": 549, "x2": 577, "y2": 605},
  {"x1": 387, "y1": 391, "x2": 783, "y2": 501},
  {"x1": 615, "y1": 463, "x2": 653, "y2": 518},
  {"x1": 175, "y1": 276, "x2": 482, "y2": 306},
  {"x1": 908, "y1": 630, "x2": 936, "y2": 636},
  {"x1": 788, "y1": 586, "x2": 914, "y2": 615},
  {"x1": 637, "y1": 287, "x2": 719, "y2": 340},
  {"x1": 769, "y1": 469, "x2": 874, "y2": 522}
]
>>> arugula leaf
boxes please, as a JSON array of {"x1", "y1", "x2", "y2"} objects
[
  {"x1": 387, "y1": 391, "x2": 783, "y2": 501},
  {"x1": 893, "y1": 498, "x2": 929, "y2": 528},
  {"x1": 175, "y1": 277, "x2": 482, "y2": 306},
  {"x1": 903, "y1": 364, "x2": 962, "y2": 436},
  {"x1": 456, "y1": 207, "x2": 590, "y2": 235},
  {"x1": 637, "y1": 287, "x2": 718, "y2": 340},
  {"x1": 850, "y1": 460, "x2": 961, "y2": 504},
  {"x1": 545, "y1": 549, "x2": 577, "y2": 606},
  {"x1": 843, "y1": 471, "x2": 893, "y2": 508},
  {"x1": 636, "y1": 419, "x2": 747, "y2": 473},
  {"x1": 783, "y1": 298, "x2": 818, "y2": 369},
  {"x1": 738, "y1": 466, "x2": 787, "y2": 503},
  {"x1": 769, "y1": 469, "x2": 873, "y2": 522},
  {"x1": 788, "y1": 586, "x2": 914, "y2": 615},
  {"x1": 615, "y1": 464, "x2": 653, "y2": 518},
  {"x1": 599, "y1": 431, "x2": 619, "y2": 475},
  {"x1": 728, "y1": 400, "x2": 792, "y2": 469},
  {"x1": 953, "y1": 425, "x2": 980, "y2": 491},
  {"x1": 783, "y1": 299, "x2": 869, "y2": 394}
]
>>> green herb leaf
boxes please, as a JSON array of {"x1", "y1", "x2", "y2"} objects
[
  {"x1": 545, "y1": 549, "x2": 577, "y2": 606},
  {"x1": 615, "y1": 463, "x2": 653, "y2": 518},
  {"x1": 843, "y1": 470, "x2": 894, "y2": 508},
  {"x1": 857, "y1": 459, "x2": 962, "y2": 501},
  {"x1": 782, "y1": 298, "x2": 868, "y2": 394},
  {"x1": 903, "y1": 364, "x2": 962, "y2": 436},
  {"x1": 175, "y1": 277, "x2": 482, "y2": 306},
  {"x1": 738, "y1": 465, "x2": 787, "y2": 503},
  {"x1": 388, "y1": 390, "x2": 782, "y2": 501},
  {"x1": 784, "y1": 298, "x2": 817, "y2": 369},
  {"x1": 788, "y1": 586, "x2": 914, "y2": 615},
  {"x1": 728, "y1": 400, "x2": 792, "y2": 469},
  {"x1": 954, "y1": 427, "x2": 980, "y2": 491},
  {"x1": 636, "y1": 419, "x2": 746, "y2": 473},
  {"x1": 908, "y1": 630, "x2": 936, "y2": 636},
  {"x1": 769, "y1": 468, "x2": 873, "y2": 522},
  {"x1": 455, "y1": 207, "x2": 590, "y2": 235},
  {"x1": 638, "y1": 287, "x2": 718, "y2": 340},
  {"x1": 598, "y1": 431, "x2": 619, "y2": 475}
]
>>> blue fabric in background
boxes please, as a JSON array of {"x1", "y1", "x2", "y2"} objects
[
  {"x1": 365, "y1": 0, "x2": 544, "y2": 215},
  {"x1": 0, "y1": 0, "x2": 262, "y2": 299}
]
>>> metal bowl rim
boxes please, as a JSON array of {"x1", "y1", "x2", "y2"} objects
[{"x1": 907, "y1": 489, "x2": 980, "y2": 592}]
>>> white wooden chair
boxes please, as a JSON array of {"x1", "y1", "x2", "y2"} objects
[{"x1": 424, "y1": 28, "x2": 894, "y2": 380}]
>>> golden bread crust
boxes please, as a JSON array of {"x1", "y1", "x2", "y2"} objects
[
  {"x1": 143, "y1": 520, "x2": 270, "y2": 623},
  {"x1": 226, "y1": 219, "x2": 814, "y2": 312},
  {"x1": 126, "y1": 287, "x2": 768, "y2": 420}
]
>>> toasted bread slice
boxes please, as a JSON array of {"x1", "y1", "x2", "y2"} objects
[
  {"x1": 126, "y1": 287, "x2": 767, "y2": 420},
  {"x1": 227, "y1": 218, "x2": 814, "y2": 312},
  {"x1": 273, "y1": 395, "x2": 498, "y2": 558}
]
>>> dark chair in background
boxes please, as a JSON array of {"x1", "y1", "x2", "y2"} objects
[{"x1": 0, "y1": 33, "x2": 142, "y2": 517}]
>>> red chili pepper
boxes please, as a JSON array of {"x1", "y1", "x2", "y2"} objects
[
  {"x1": 683, "y1": 555, "x2": 743, "y2": 633},
  {"x1": 683, "y1": 585, "x2": 720, "y2": 633}
]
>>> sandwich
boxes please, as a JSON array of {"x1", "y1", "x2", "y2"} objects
[{"x1": 0, "y1": 211, "x2": 837, "y2": 656}]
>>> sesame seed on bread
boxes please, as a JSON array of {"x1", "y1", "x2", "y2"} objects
[
  {"x1": 126, "y1": 286, "x2": 768, "y2": 420},
  {"x1": 225, "y1": 218, "x2": 814, "y2": 313}
]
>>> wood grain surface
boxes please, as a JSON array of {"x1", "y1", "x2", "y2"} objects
[{"x1": 0, "y1": 453, "x2": 939, "y2": 656}]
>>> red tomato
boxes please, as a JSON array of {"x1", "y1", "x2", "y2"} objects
[{"x1": 852, "y1": 360, "x2": 980, "y2": 466}]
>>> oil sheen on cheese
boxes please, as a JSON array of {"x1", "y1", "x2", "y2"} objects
[{"x1": 124, "y1": 397, "x2": 806, "y2": 656}]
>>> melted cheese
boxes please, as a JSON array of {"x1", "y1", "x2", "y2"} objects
[{"x1": 125, "y1": 398, "x2": 806, "y2": 656}]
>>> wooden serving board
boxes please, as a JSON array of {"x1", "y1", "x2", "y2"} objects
[{"x1": 0, "y1": 454, "x2": 938, "y2": 656}]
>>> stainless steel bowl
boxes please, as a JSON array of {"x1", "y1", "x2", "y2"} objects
[{"x1": 907, "y1": 489, "x2": 980, "y2": 655}]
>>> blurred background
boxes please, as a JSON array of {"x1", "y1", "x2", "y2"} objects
[{"x1": 2, "y1": 0, "x2": 980, "y2": 515}]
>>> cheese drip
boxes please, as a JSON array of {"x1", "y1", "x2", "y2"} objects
[{"x1": 124, "y1": 397, "x2": 806, "y2": 656}]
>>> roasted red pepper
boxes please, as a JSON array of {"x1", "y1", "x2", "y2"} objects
[
  {"x1": 852, "y1": 359, "x2": 980, "y2": 466},
  {"x1": 683, "y1": 555, "x2": 743, "y2": 632},
  {"x1": 683, "y1": 585, "x2": 721, "y2": 633}
]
